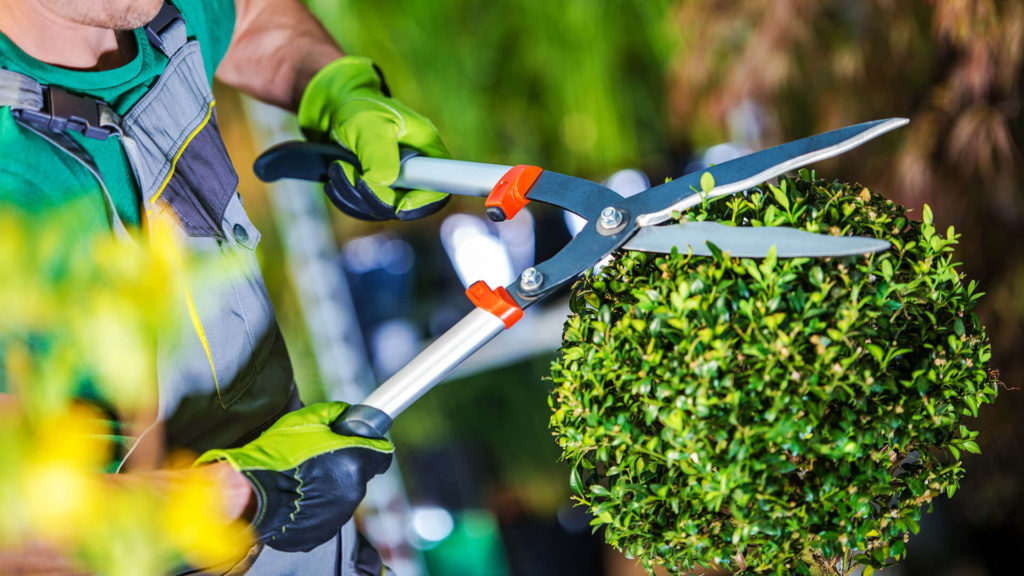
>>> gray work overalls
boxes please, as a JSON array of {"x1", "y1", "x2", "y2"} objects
[{"x1": 0, "y1": 3, "x2": 388, "y2": 575}]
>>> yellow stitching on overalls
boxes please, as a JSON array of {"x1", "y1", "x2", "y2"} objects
[
  {"x1": 161, "y1": 227, "x2": 222, "y2": 402},
  {"x1": 149, "y1": 99, "x2": 216, "y2": 207},
  {"x1": 183, "y1": 286, "x2": 221, "y2": 400}
]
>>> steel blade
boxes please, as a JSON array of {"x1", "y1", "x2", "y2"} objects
[
  {"x1": 622, "y1": 221, "x2": 890, "y2": 258},
  {"x1": 631, "y1": 118, "x2": 909, "y2": 227}
]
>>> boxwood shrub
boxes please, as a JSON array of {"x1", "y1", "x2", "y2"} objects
[{"x1": 549, "y1": 171, "x2": 998, "y2": 575}]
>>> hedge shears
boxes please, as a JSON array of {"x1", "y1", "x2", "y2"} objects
[{"x1": 254, "y1": 117, "x2": 908, "y2": 438}]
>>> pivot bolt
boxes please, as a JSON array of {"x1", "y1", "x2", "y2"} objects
[
  {"x1": 597, "y1": 206, "x2": 627, "y2": 235},
  {"x1": 520, "y1": 267, "x2": 543, "y2": 291},
  {"x1": 599, "y1": 206, "x2": 623, "y2": 229}
]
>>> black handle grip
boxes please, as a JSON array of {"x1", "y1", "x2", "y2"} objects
[
  {"x1": 254, "y1": 140, "x2": 362, "y2": 183},
  {"x1": 331, "y1": 404, "x2": 394, "y2": 439},
  {"x1": 254, "y1": 141, "x2": 423, "y2": 185}
]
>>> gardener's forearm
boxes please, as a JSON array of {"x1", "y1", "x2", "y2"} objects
[
  {"x1": 0, "y1": 539, "x2": 86, "y2": 576},
  {"x1": 110, "y1": 461, "x2": 255, "y2": 521},
  {"x1": 0, "y1": 393, "x2": 254, "y2": 519},
  {"x1": 209, "y1": 461, "x2": 257, "y2": 520},
  {"x1": 218, "y1": 0, "x2": 344, "y2": 111}
]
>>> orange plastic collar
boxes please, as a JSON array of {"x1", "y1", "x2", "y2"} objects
[
  {"x1": 465, "y1": 281, "x2": 524, "y2": 329},
  {"x1": 485, "y1": 165, "x2": 543, "y2": 222}
]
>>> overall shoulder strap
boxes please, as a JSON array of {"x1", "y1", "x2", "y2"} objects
[
  {"x1": 0, "y1": 68, "x2": 43, "y2": 111},
  {"x1": 145, "y1": 2, "x2": 188, "y2": 58},
  {"x1": 0, "y1": 68, "x2": 122, "y2": 140}
]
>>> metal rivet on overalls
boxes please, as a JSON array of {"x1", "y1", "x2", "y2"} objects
[
  {"x1": 233, "y1": 223, "x2": 249, "y2": 243},
  {"x1": 520, "y1": 267, "x2": 543, "y2": 291}
]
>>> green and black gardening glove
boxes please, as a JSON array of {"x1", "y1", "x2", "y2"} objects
[
  {"x1": 194, "y1": 402, "x2": 393, "y2": 552},
  {"x1": 298, "y1": 56, "x2": 451, "y2": 221}
]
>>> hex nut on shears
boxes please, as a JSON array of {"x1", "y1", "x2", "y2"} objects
[
  {"x1": 597, "y1": 207, "x2": 628, "y2": 236},
  {"x1": 519, "y1": 267, "x2": 544, "y2": 292}
]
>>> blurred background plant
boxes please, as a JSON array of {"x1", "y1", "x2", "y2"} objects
[{"x1": 0, "y1": 207, "x2": 253, "y2": 575}]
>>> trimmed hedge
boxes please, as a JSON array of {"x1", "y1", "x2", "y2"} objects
[{"x1": 549, "y1": 171, "x2": 998, "y2": 575}]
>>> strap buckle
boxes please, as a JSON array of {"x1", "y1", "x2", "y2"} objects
[
  {"x1": 16, "y1": 86, "x2": 118, "y2": 141},
  {"x1": 145, "y1": 2, "x2": 183, "y2": 51}
]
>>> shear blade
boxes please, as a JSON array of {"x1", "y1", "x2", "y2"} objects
[
  {"x1": 633, "y1": 118, "x2": 910, "y2": 227},
  {"x1": 622, "y1": 221, "x2": 890, "y2": 258}
]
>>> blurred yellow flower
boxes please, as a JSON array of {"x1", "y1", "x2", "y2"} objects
[
  {"x1": 165, "y1": 466, "x2": 255, "y2": 568},
  {"x1": 1, "y1": 207, "x2": 253, "y2": 574},
  {"x1": 21, "y1": 406, "x2": 107, "y2": 542}
]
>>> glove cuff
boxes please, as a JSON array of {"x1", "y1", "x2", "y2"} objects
[
  {"x1": 193, "y1": 447, "x2": 242, "y2": 471},
  {"x1": 242, "y1": 470, "x2": 273, "y2": 539},
  {"x1": 298, "y1": 56, "x2": 389, "y2": 140}
]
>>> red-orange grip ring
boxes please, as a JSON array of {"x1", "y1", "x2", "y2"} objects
[
  {"x1": 485, "y1": 165, "x2": 543, "y2": 222},
  {"x1": 465, "y1": 280, "x2": 524, "y2": 329}
]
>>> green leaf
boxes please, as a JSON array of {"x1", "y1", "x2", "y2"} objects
[
  {"x1": 700, "y1": 171, "x2": 715, "y2": 194},
  {"x1": 962, "y1": 440, "x2": 981, "y2": 455},
  {"x1": 770, "y1": 183, "x2": 790, "y2": 211},
  {"x1": 569, "y1": 467, "x2": 585, "y2": 496},
  {"x1": 707, "y1": 241, "x2": 724, "y2": 261},
  {"x1": 880, "y1": 258, "x2": 894, "y2": 280}
]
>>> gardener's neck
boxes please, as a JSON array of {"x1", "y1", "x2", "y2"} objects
[{"x1": 0, "y1": 0, "x2": 137, "y2": 70}]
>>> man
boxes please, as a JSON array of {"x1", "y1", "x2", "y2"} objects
[{"x1": 0, "y1": 0, "x2": 449, "y2": 573}]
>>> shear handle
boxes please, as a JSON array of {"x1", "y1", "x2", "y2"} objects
[{"x1": 333, "y1": 304, "x2": 514, "y2": 439}]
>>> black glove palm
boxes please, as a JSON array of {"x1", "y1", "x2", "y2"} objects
[{"x1": 195, "y1": 402, "x2": 393, "y2": 552}]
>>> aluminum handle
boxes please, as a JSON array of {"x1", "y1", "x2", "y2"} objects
[
  {"x1": 360, "y1": 307, "x2": 507, "y2": 419},
  {"x1": 398, "y1": 156, "x2": 511, "y2": 197}
]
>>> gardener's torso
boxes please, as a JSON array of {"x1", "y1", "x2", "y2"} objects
[{"x1": 0, "y1": 0, "x2": 297, "y2": 463}]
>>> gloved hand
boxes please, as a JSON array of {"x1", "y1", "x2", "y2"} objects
[
  {"x1": 298, "y1": 56, "x2": 451, "y2": 221},
  {"x1": 194, "y1": 402, "x2": 393, "y2": 552}
]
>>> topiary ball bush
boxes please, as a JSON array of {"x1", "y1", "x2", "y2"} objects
[{"x1": 549, "y1": 171, "x2": 999, "y2": 575}]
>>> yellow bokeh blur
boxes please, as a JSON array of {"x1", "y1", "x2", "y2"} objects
[
  {"x1": 0, "y1": 208, "x2": 253, "y2": 574},
  {"x1": 165, "y1": 467, "x2": 256, "y2": 568}
]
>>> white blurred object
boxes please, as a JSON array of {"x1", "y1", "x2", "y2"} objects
[
  {"x1": 728, "y1": 98, "x2": 779, "y2": 150},
  {"x1": 370, "y1": 319, "x2": 420, "y2": 379},
  {"x1": 704, "y1": 142, "x2": 752, "y2": 167},
  {"x1": 343, "y1": 234, "x2": 415, "y2": 275},
  {"x1": 441, "y1": 213, "x2": 517, "y2": 288},
  {"x1": 684, "y1": 141, "x2": 754, "y2": 176},
  {"x1": 408, "y1": 506, "x2": 455, "y2": 550},
  {"x1": 606, "y1": 168, "x2": 650, "y2": 197}
]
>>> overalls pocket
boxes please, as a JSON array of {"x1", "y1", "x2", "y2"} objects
[
  {"x1": 133, "y1": 109, "x2": 271, "y2": 411},
  {"x1": 152, "y1": 107, "x2": 237, "y2": 237}
]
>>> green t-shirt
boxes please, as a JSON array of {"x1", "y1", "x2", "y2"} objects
[{"x1": 0, "y1": 0, "x2": 236, "y2": 232}]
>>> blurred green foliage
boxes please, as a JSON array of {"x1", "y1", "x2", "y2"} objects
[
  {"x1": 304, "y1": 0, "x2": 680, "y2": 176},
  {"x1": 550, "y1": 174, "x2": 998, "y2": 574}
]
